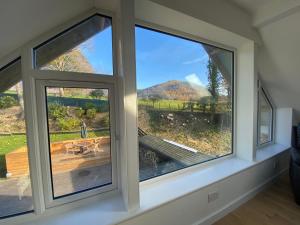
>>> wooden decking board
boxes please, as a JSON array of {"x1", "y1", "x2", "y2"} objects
[{"x1": 139, "y1": 135, "x2": 213, "y2": 166}]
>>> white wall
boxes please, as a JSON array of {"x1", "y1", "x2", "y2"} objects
[
  {"x1": 275, "y1": 108, "x2": 293, "y2": 147},
  {"x1": 118, "y1": 152, "x2": 289, "y2": 225},
  {"x1": 150, "y1": 0, "x2": 261, "y2": 44}
]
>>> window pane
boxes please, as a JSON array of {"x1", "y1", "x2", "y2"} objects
[
  {"x1": 136, "y1": 27, "x2": 233, "y2": 181},
  {"x1": 0, "y1": 59, "x2": 33, "y2": 217},
  {"x1": 258, "y1": 90, "x2": 273, "y2": 145},
  {"x1": 35, "y1": 15, "x2": 113, "y2": 75},
  {"x1": 45, "y1": 87, "x2": 112, "y2": 198}
]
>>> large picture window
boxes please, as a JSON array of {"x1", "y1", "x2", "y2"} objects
[
  {"x1": 135, "y1": 26, "x2": 234, "y2": 181},
  {"x1": 0, "y1": 58, "x2": 33, "y2": 217},
  {"x1": 258, "y1": 87, "x2": 273, "y2": 146}
]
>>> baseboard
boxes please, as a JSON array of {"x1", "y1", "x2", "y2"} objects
[{"x1": 192, "y1": 168, "x2": 288, "y2": 225}]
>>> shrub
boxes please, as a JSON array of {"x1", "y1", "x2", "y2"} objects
[
  {"x1": 48, "y1": 102, "x2": 68, "y2": 120},
  {"x1": 101, "y1": 115, "x2": 110, "y2": 127},
  {"x1": 84, "y1": 102, "x2": 96, "y2": 111},
  {"x1": 75, "y1": 107, "x2": 85, "y2": 118},
  {"x1": 90, "y1": 89, "x2": 104, "y2": 99},
  {"x1": 0, "y1": 96, "x2": 18, "y2": 109},
  {"x1": 97, "y1": 103, "x2": 109, "y2": 113},
  {"x1": 57, "y1": 118, "x2": 80, "y2": 131},
  {"x1": 86, "y1": 108, "x2": 97, "y2": 120}
]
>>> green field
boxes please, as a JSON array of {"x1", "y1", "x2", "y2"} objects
[{"x1": 138, "y1": 99, "x2": 230, "y2": 112}]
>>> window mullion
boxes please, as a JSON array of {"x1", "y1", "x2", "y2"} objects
[{"x1": 21, "y1": 47, "x2": 46, "y2": 214}]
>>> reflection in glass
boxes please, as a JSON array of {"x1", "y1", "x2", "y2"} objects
[
  {"x1": 259, "y1": 90, "x2": 273, "y2": 145},
  {"x1": 45, "y1": 87, "x2": 112, "y2": 198},
  {"x1": 34, "y1": 15, "x2": 113, "y2": 75},
  {"x1": 0, "y1": 59, "x2": 33, "y2": 217},
  {"x1": 136, "y1": 27, "x2": 233, "y2": 181}
]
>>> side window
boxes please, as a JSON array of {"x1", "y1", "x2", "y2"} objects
[
  {"x1": 258, "y1": 87, "x2": 273, "y2": 146},
  {"x1": 0, "y1": 58, "x2": 33, "y2": 217}
]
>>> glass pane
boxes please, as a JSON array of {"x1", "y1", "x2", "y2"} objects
[
  {"x1": 136, "y1": 26, "x2": 233, "y2": 181},
  {"x1": 259, "y1": 91, "x2": 272, "y2": 145},
  {"x1": 45, "y1": 87, "x2": 112, "y2": 198},
  {"x1": 35, "y1": 15, "x2": 113, "y2": 75},
  {"x1": 0, "y1": 59, "x2": 33, "y2": 217}
]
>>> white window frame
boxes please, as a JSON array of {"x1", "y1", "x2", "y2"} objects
[
  {"x1": 35, "y1": 80, "x2": 117, "y2": 208},
  {"x1": 0, "y1": 56, "x2": 36, "y2": 219},
  {"x1": 135, "y1": 21, "x2": 237, "y2": 184},
  {"x1": 0, "y1": 0, "x2": 260, "y2": 223},
  {"x1": 17, "y1": 8, "x2": 128, "y2": 216},
  {"x1": 257, "y1": 81, "x2": 275, "y2": 148}
]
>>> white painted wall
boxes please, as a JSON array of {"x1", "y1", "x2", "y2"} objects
[
  {"x1": 275, "y1": 108, "x2": 293, "y2": 147},
  {"x1": 150, "y1": 0, "x2": 261, "y2": 44},
  {"x1": 118, "y1": 151, "x2": 289, "y2": 225}
]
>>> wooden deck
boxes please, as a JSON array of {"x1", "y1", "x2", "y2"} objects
[
  {"x1": 139, "y1": 135, "x2": 213, "y2": 166},
  {"x1": 214, "y1": 174, "x2": 300, "y2": 225}
]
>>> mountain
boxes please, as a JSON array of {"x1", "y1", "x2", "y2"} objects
[{"x1": 138, "y1": 80, "x2": 211, "y2": 101}]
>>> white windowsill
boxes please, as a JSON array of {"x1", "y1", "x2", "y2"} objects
[{"x1": 20, "y1": 144, "x2": 289, "y2": 225}]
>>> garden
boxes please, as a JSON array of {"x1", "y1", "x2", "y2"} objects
[{"x1": 0, "y1": 88, "x2": 111, "y2": 178}]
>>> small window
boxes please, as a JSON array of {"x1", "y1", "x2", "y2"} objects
[
  {"x1": 258, "y1": 88, "x2": 273, "y2": 146},
  {"x1": 40, "y1": 84, "x2": 114, "y2": 200},
  {"x1": 34, "y1": 14, "x2": 113, "y2": 75},
  {"x1": 0, "y1": 58, "x2": 34, "y2": 217},
  {"x1": 136, "y1": 26, "x2": 234, "y2": 181}
]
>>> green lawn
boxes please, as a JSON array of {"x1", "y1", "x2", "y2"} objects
[
  {"x1": 0, "y1": 130, "x2": 110, "y2": 177},
  {"x1": 138, "y1": 99, "x2": 186, "y2": 110}
]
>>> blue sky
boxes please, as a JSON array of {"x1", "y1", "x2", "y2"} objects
[
  {"x1": 80, "y1": 26, "x2": 210, "y2": 90},
  {"x1": 135, "y1": 27, "x2": 209, "y2": 90}
]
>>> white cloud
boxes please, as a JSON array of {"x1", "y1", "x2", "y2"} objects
[{"x1": 185, "y1": 73, "x2": 204, "y2": 87}]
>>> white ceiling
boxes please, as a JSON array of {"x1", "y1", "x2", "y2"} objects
[
  {"x1": 230, "y1": 0, "x2": 271, "y2": 15},
  {"x1": 230, "y1": 0, "x2": 300, "y2": 27},
  {"x1": 0, "y1": 0, "x2": 94, "y2": 60}
]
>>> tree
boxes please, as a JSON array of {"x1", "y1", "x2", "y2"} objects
[
  {"x1": 90, "y1": 89, "x2": 104, "y2": 99},
  {"x1": 149, "y1": 95, "x2": 160, "y2": 108},
  {"x1": 42, "y1": 48, "x2": 94, "y2": 97},
  {"x1": 198, "y1": 96, "x2": 209, "y2": 113},
  {"x1": 207, "y1": 58, "x2": 222, "y2": 114},
  {"x1": 15, "y1": 82, "x2": 24, "y2": 119}
]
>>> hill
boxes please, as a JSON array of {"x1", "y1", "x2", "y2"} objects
[{"x1": 138, "y1": 80, "x2": 211, "y2": 101}]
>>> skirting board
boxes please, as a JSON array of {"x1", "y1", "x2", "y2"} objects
[{"x1": 192, "y1": 167, "x2": 289, "y2": 225}]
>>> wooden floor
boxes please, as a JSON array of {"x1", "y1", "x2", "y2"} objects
[{"x1": 214, "y1": 174, "x2": 300, "y2": 225}]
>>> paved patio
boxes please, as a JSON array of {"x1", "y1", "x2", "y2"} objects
[{"x1": 0, "y1": 163, "x2": 112, "y2": 217}]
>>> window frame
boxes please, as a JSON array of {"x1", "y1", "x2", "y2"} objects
[
  {"x1": 257, "y1": 82, "x2": 275, "y2": 148},
  {"x1": 35, "y1": 80, "x2": 118, "y2": 208},
  {"x1": 135, "y1": 22, "x2": 237, "y2": 182},
  {"x1": 0, "y1": 5, "x2": 246, "y2": 222},
  {"x1": 0, "y1": 57, "x2": 35, "y2": 219},
  {"x1": 18, "y1": 8, "x2": 122, "y2": 215}
]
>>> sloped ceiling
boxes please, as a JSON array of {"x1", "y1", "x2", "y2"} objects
[
  {"x1": 231, "y1": 0, "x2": 300, "y2": 121},
  {"x1": 0, "y1": 0, "x2": 94, "y2": 59},
  {"x1": 258, "y1": 10, "x2": 300, "y2": 121}
]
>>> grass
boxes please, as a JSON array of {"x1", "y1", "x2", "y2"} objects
[
  {"x1": 138, "y1": 99, "x2": 186, "y2": 110},
  {"x1": 0, "y1": 130, "x2": 110, "y2": 177},
  {"x1": 138, "y1": 99, "x2": 230, "y2": 112}
]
